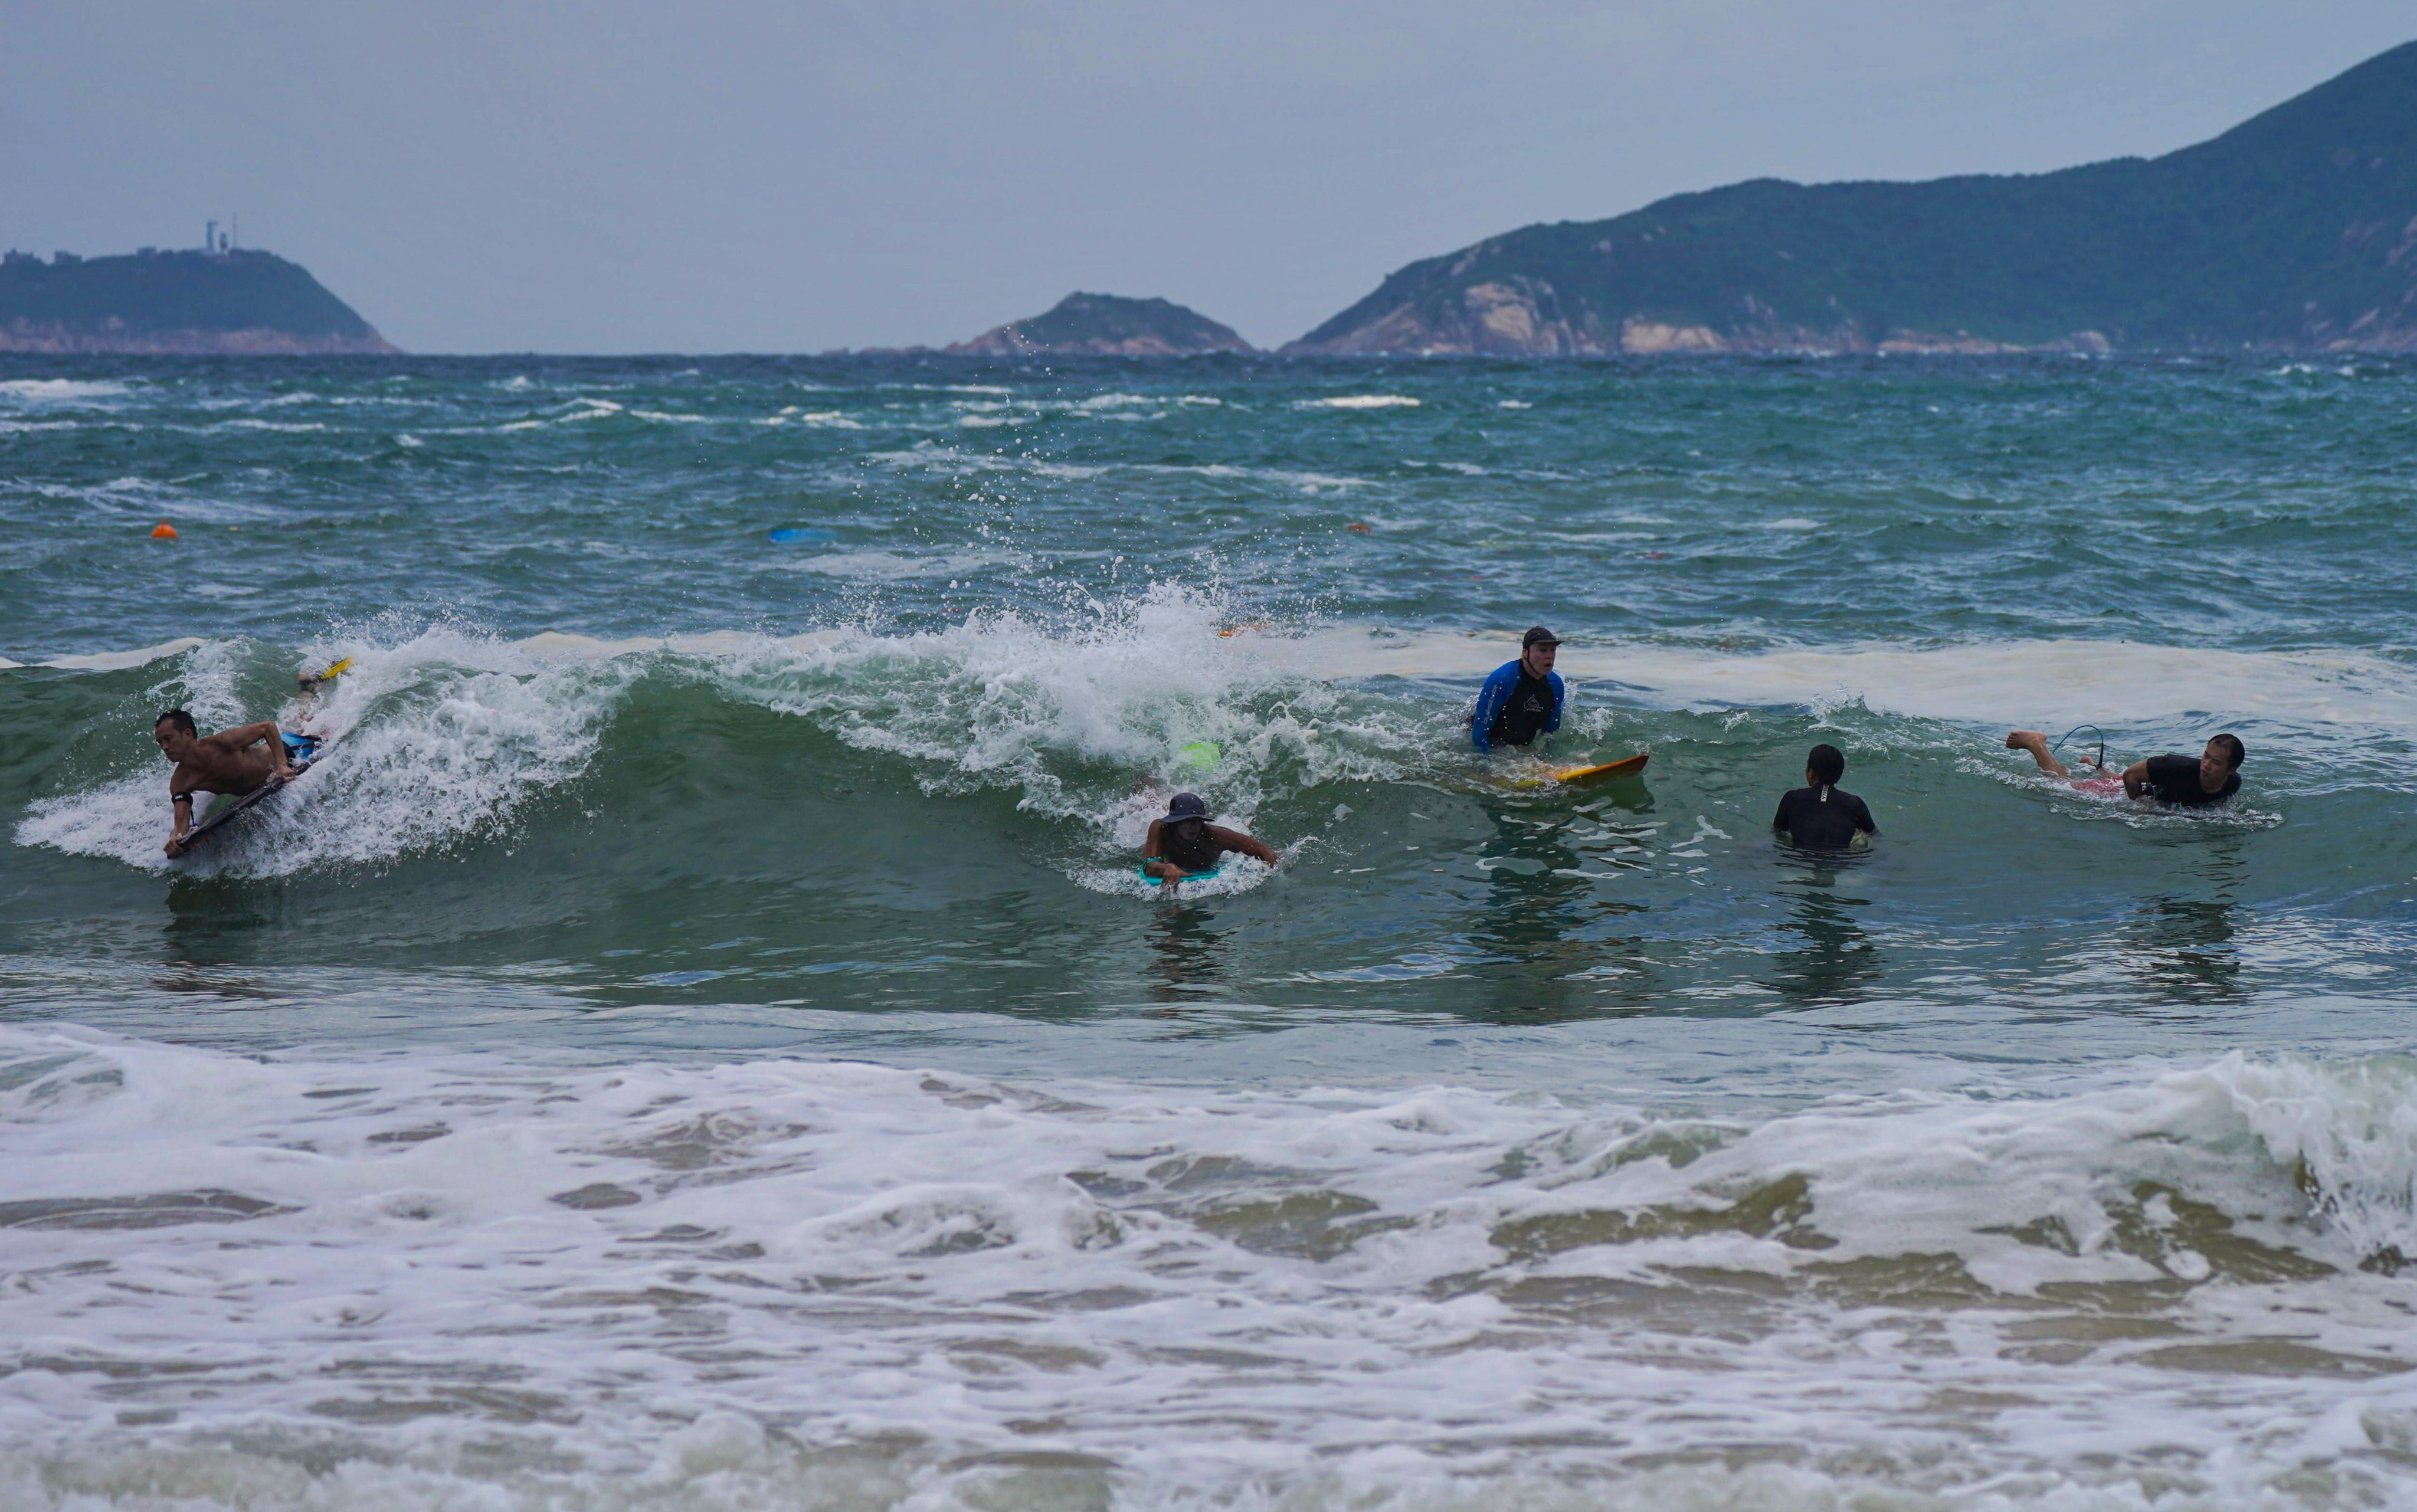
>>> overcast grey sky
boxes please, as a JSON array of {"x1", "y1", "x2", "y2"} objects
[{"x1": 5, "y1": 3, "x2": 2410, "y2": 353}]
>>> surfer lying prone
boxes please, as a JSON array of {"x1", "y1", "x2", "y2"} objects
[
  {"x1": 2004, "y1": 729, "x2": 2244, "y2": 807},
  {"x1": 1142, "y1": 791, "x2": 1279, "y2": 889},
  {"x1": 154, "y1": 708, "x2": 305, "y2": 857}
]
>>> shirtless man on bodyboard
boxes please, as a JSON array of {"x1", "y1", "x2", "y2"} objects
[{"x1": 154, "y1": 709, "x2": 313, "y2": 857}]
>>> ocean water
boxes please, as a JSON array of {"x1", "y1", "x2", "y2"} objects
[{"x1": 3, "y1": 353, "x2": 2416, "y2": 1510}]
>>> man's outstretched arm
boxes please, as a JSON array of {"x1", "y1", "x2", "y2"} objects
[
  {"x1": 220, "y1": 720, "x2": 298, "y2": 777},
  {"x1": 1208, "y1": 825, "x2": 1278, "y2": 867}
]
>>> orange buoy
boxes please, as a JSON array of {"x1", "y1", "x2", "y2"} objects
[
  {"x1": 150, "y1": 521, "x2": 178, "y2": 539},
  {"x1": 1345, "y1": 522, "x2": 1374, "y2": 534}
]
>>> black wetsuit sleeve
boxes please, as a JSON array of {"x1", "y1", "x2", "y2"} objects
[
  {"x1": 1849, "y1": 794, "x2": 1878, "y2": 836},
  {"x1": 1772, "y1": 791, "x2": 1798, "y2": 832},
  {"x1": 2142, "y1": 754, "x2": 2215, "y2": 805}
]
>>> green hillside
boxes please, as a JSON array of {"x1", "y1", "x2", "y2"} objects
[
  {"x1": 1289, "y1": 41, "x2": 2417, "y2": 355},
  {"x1": 0, "y1": 247, "x2": 396, "y2": 354}
]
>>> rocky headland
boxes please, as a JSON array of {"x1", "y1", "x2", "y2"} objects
[
  {"x1": 1285, "y1": 40, "x2": 2417, "y2": 356},
  {"x1": 0, "y1": 247, "x2": 397, "y2": 355}
]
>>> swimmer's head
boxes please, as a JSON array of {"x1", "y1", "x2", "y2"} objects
[
  {"x1": 1163, "y1": 791, "x2": 1208, "y2": 840},
  {"x1": 1806, "y1": 743, "x2": 1845, "y2": 786},
  {"x1": 2204, "y1": 733, "x2": 2245, "y2": 785},
  {"x1": 1521, "y1": 626, "x2": 1560, "y2": 677}
]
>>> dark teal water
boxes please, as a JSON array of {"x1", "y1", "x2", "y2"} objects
[{"x1": 2, "y1": 356, "x2": 2415, "y2": 1510}]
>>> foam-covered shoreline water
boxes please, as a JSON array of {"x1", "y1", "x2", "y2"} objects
[
  {"x1": 5, "y1": 1025, "x2": 2416, "y2": 1509},
  {"x1": 6, "y1": 353, "x2": 2417, "y2": 1510}
]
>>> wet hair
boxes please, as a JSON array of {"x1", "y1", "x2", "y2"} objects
[
  {"x1": 155, "y1": 709, "x2": 196, "y2": 736},
  {"x1": 2211, "y1": 733, "x2": 2245, "y2": 769},
  {"x1": 1806, "y1": 743, "x2": 1845, "y2": 785}
]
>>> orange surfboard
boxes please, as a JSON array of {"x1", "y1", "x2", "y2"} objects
[{"x1": 1549, "y1": 752, "x2": 1650, "y2": 786}]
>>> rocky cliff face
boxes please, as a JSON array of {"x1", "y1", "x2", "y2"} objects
[
  {"x1": 0, "y1": 248, "x2": 397, "y2": 355},
  {"x1": 1289, "y1": 270, "x2": 2112, "y2": 356},
  {"x1": 1286, "y1": 40, "x2": 2417, "y2": 356},
  {"x1": 949, "y1": 293, "x2": 1255, "y2": 356}
]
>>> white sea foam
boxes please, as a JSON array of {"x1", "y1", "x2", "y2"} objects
[
  {"x1": 497, "y1": 400, "x2": 625, "y2": 432},
  {"x1": 0, "y1": 1027, "x2": 2411, "y2": 1508},
  {"x1": 21, "y1": 624, "x2": 2417, "y2": 740},
  {"x1": 205, "y1": 418, "x2": 327, "y2": 433},
  {"x1": 1298, "y1": 394, "x2": 1422, "y2": 410},
  {"x1": 1130, "y1": 462, "x2": 1365, "y2": 492},
  {"x1": 1256, "y1": 629, "x2": 2417, "y2": 737},
  {"x1": 704, "y1": 586, "x2": 1417, "y2": 866},
  {"x1": 26, "y1": 637, "x2": 207, "y2": 671},
  {"x1": 0, "y1": 378, "x2": 129, "y2": 404},
  {"x1": 786, "y1": 549, "x2": 1024, "y2": 582}
]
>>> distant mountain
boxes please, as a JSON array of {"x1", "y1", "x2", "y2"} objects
[
  {"x1": 0, "y1": 247, "x2": 397, "y2": 355},
  {"x1": 950, "y1": 293, "x2": 1256, "y2": 356},
  {"x1": 1288, "y1": 40, "x2": 2417, "y2": 355}
]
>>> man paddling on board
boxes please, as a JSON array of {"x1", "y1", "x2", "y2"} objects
[
  {"x1": 1470, "y1": 627, "x2": 1566, "y2": 753},
  {"x1": 1773, "y1": 743, "x2": 1878, "y2": 850},
  {"x1": 1142, "y1": 792, "x2": 1278, "y2": 890},
  {"x1": 2004, "y1": 729, "x2": 2245, "y2": 807},
  {"x1": 154, "y1": 709, "x2": 312, "y2": 857}
]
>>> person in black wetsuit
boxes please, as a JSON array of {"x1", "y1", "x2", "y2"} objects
[
  {"x1": 1141, "y1": 792, "x2": 1280, "y2": 889},
  {"x1": 1773, "y1": 743, "x2": 1878, "y2": 850},
  {"x1": 2005, "y1": 729, "x2": 2244, "y2": 807}
]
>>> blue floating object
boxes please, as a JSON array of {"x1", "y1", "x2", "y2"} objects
[{"x1": 768, "y1": 527, "x2": 835, "y2": 544}]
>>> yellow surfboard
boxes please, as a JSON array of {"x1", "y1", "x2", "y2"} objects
[{"x1": 299, "y1": 657, "x2": 351, "y2": 690}]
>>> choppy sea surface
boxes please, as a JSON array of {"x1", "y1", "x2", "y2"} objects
[{"x1": 4, "y1": 353, "x2": 2416, "y2": 1510}]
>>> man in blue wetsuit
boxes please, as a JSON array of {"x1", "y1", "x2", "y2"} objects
[{"x1": 1470, "y1": 627, "x2": 1566, "y2": 753}]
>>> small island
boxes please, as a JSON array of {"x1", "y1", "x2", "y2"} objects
[
  {"x1": 948, "y1": 293, "x2": 1256, "y2": 356},
  {"x1": 0, "y1": 245, "x2": 397, "y2": 355}
]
